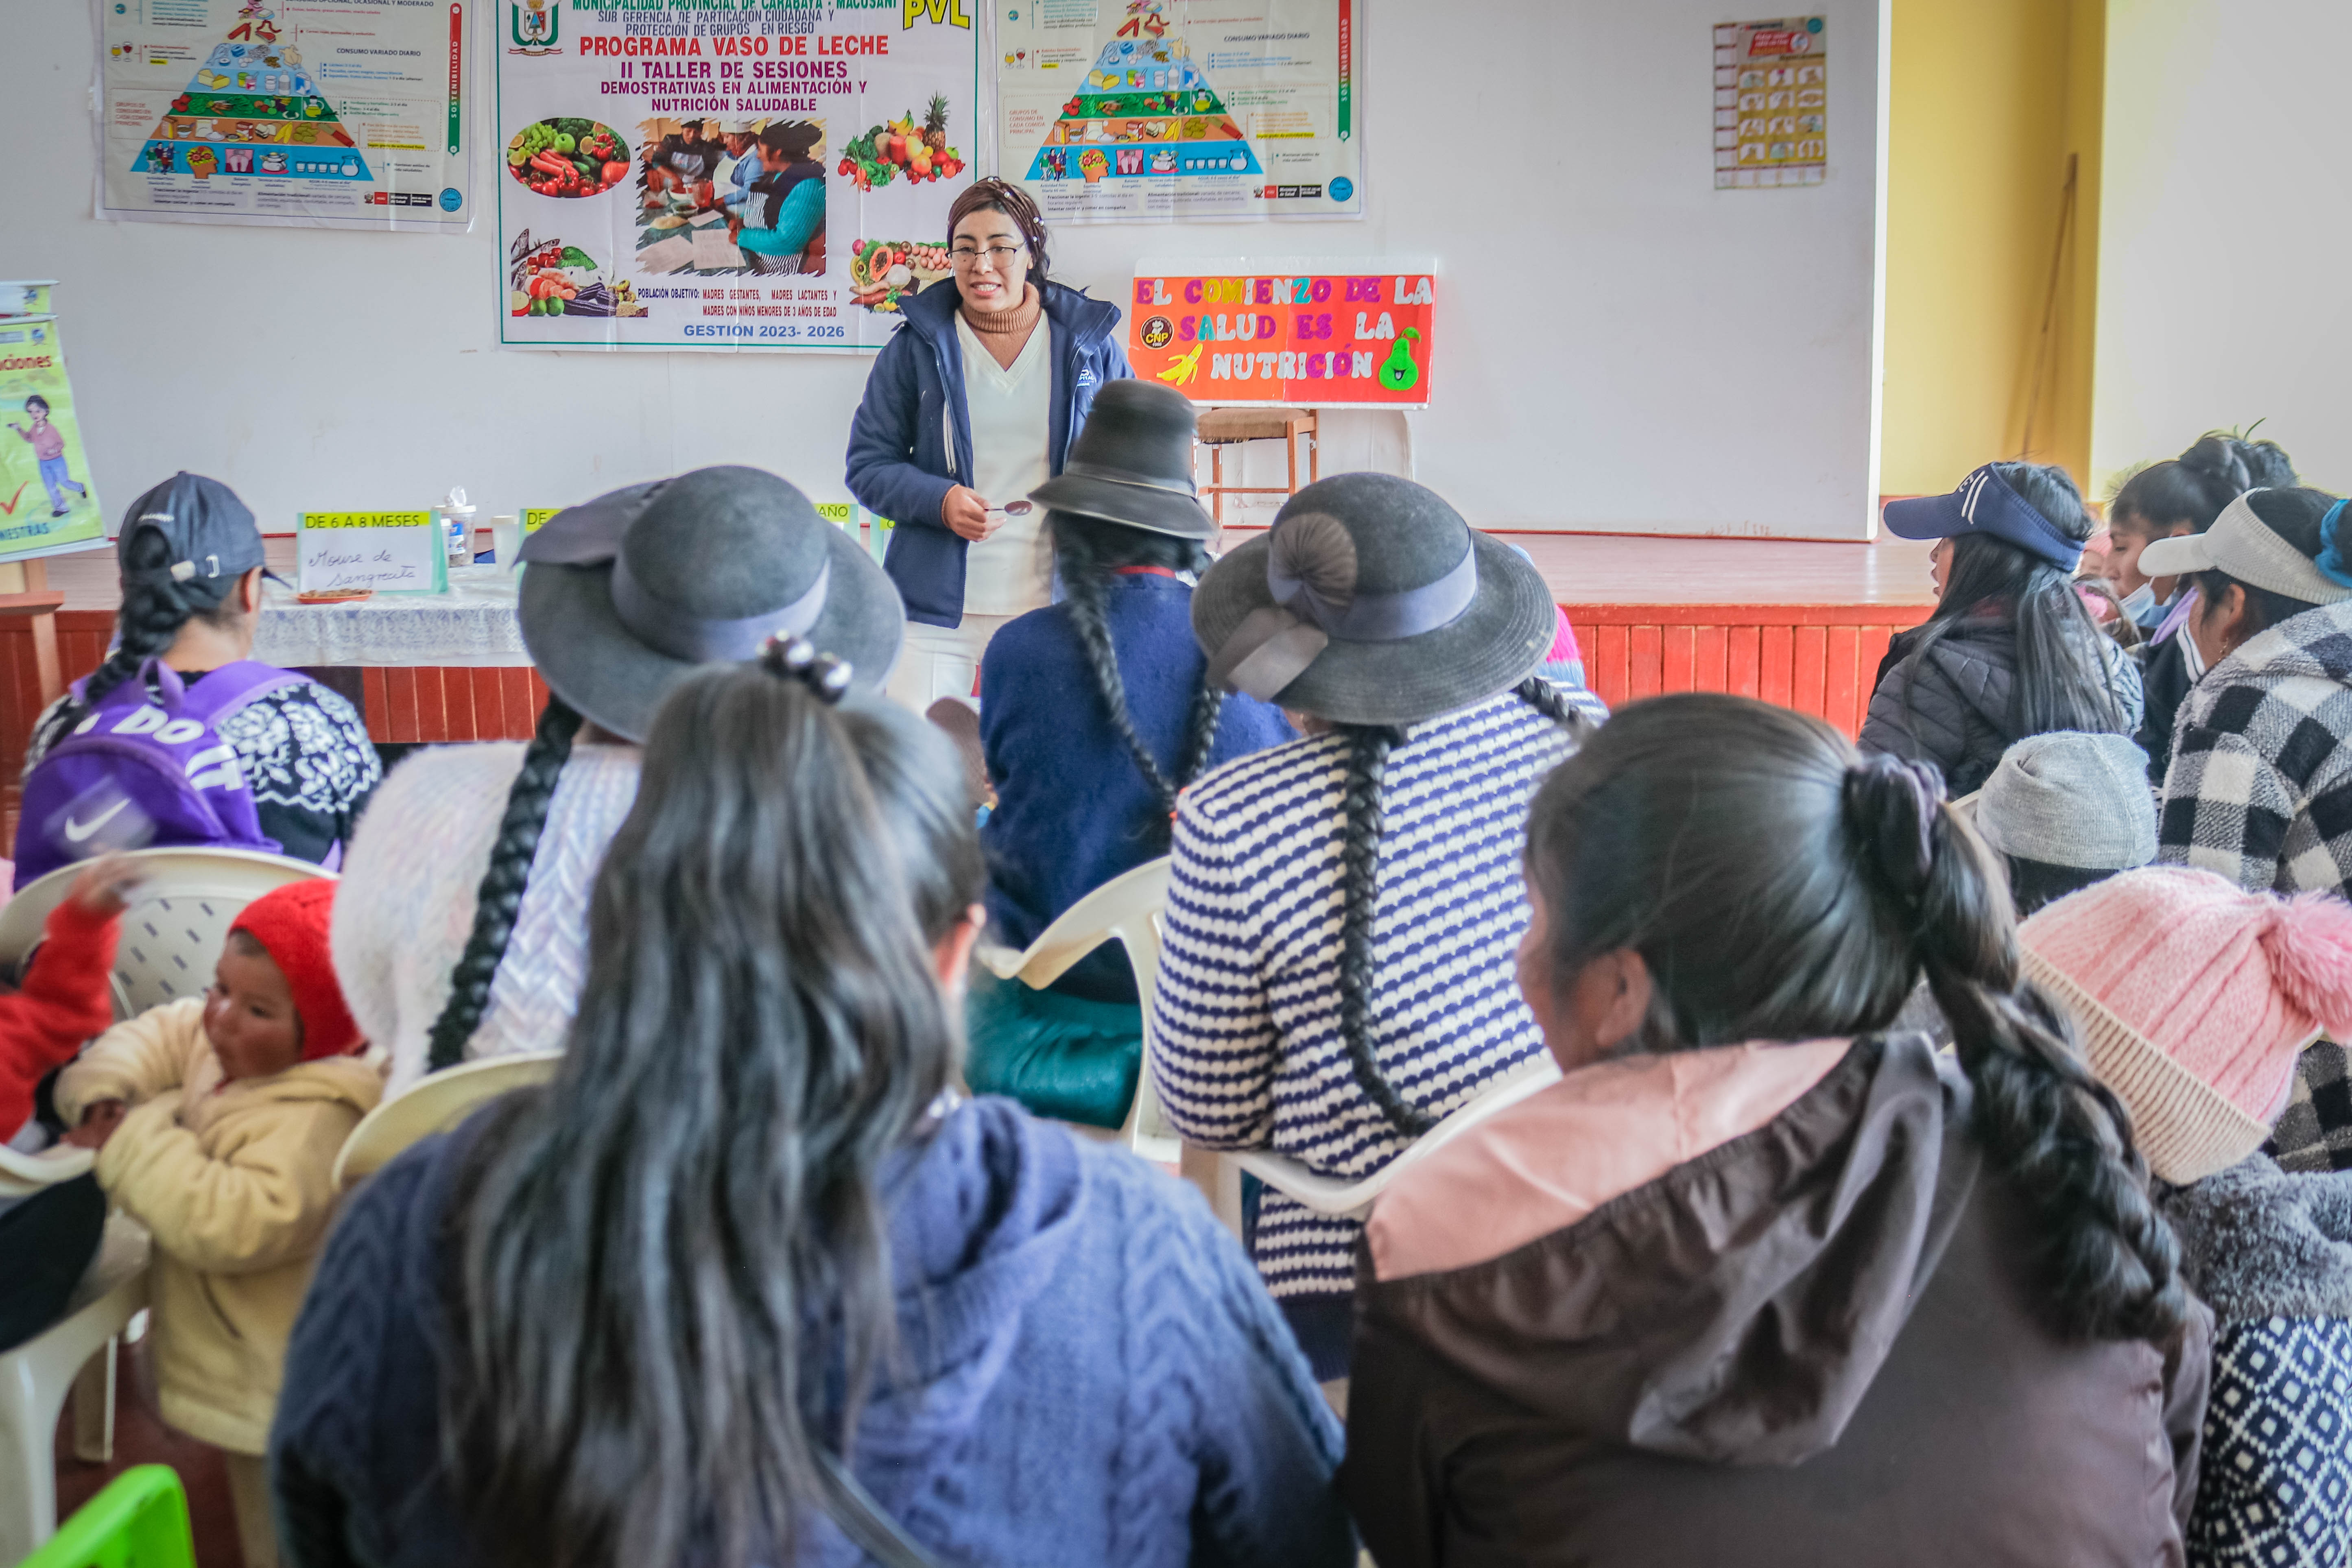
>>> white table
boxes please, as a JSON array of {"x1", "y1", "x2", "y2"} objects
[{"x1": 252, "y1": 564, "x2": 530, "y2": 668}]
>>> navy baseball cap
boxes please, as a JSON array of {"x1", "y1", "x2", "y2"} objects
[
  {"x1": 1882, "y1": 464, "x2": 2083, "y2": 572},
  {"x1": 116, "y1": 472, "x2": 278, "y2": 591}
]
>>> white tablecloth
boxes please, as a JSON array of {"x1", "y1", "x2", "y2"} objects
[{"x1": 252, "y1": 565, "x2": 531, "y2": 668}]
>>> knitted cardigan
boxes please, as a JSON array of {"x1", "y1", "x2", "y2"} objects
[
  {"x1": 330, "y1": 743, "x2": 642, "y2": 1094},
  {"x1": 269, "y1": 1096, "x2": 1352, "y2": 1568},
  {"x1": 1150, "y1": 691, "x2": 1577, "y2": 1308}
]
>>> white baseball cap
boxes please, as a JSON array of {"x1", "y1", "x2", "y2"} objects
[{"x1": 2139, "y1": 490, "x2": 2352, "y2": 607}]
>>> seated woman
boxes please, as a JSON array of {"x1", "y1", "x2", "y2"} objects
[
  {"x1": 731, "y1": 120, "x2": 825, "y2": 275},
  {"x1": 1151, "y1": 472, "x2": 1589, "y2": 1378},
  {"x1": 1345, "y1": 693, "x2": 2206, "y2": 1568},
  {"x1": 272, "y1": 648, "x2": 1353, "y2": 1568},
  {"x1": 16, "y1": 472, "x2": 378, "y2": 884},
  {"x1": 2142, "y1": 485, "x2": 2352, "y2": 899},
  {"x1": 2017, "y1": 866, "x2": 2352, "y2": 1568},
  {"x1": 330, "y1": 465, "x2": 903, "y2": 1093},
  {"x1": 1863, "y1": 461, "x2": 2141, "y2": 795}
]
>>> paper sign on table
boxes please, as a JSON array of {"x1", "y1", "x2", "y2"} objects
[
  {"x1": 522, "y1": 508, "x2": 560, "y2": 533},
  {"x1": 296, "y1": 511, "x2": 448, "y2": 594}
]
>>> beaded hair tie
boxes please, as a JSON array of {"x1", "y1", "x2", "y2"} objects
[{"x1": 758, "y1": 633, "x2": 854, "y2": 704}]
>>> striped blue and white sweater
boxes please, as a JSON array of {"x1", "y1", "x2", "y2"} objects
[{"x1": 1151, "y1": 690, "x2": 1578, "y2": 1303}]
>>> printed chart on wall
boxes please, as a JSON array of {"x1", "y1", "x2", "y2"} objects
[
  {"x1": 1129, "y1": 259, "x2": 1430, "y2": 407},
  {"x1": 0, "y1": 286, "x2": 106, "y2": 565},
  {"x1": 497, "y1": 0, "x2": 979, "y2": 352},
  {"x1": 1712, "y1": 16, "x2": 1825, "y2": 190},
  {"x1": 998, "y1": 0, "x2": 1362, "y2": 224},
  {"x1": 97, "y1": 0, "x2": 474, "y2": 229}
]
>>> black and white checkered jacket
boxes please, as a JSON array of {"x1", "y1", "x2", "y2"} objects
[{"x1": 2157, "y1": 598, "x2": 2352, "y2": 898}]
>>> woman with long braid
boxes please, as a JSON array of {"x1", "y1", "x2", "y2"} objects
[
  {"x1": 1345, "y1": 694, "x2": 2206, "y2": 1567},
  {"x1": 331, "y1": 466, "x2": 904, "y2": 1093},
  {"x1": 1153, "y1": 473, "x2": 1589, "y2": 1379}
]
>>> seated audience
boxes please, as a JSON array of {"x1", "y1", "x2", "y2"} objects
[
  {"x1": 1971, "y1": 730, "x2": 2156, "y2": 914},
  {"x1": 1345, "y1": 693, "x2": 2204, "y2": 1568},
  {"x1": 2018, "y1": 866, "x2": 2352, "y2": 1568},
  {"x1": 273, "y1": 647, "x2": 1352, "y2": 1568},
  {"x1": 57, "y1": 879, "x2": 380, "y2": 1568},
  {"x1": 331, "y1": 466, "x2": 903, "y2": 1093},
  {"x1": 1153, "y1": 472, "x2": 1589, "y2": 1378},
  {"x1": 1864, "y1": 461, "x2": 2141, "y2": 794},
  {"x1": 0, "y1": 857, "x2": 137, "y2": 1350},
  {"x1": 16, "y1": 473, "x2": 379, "y2": 885},
  {"x1": 2143, "y1": 485, "x2": 2352, "y2": 899}
]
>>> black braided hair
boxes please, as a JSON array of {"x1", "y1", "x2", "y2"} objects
[
  {"x1": 1048, "y1": 510, "x2": 1220, "y2": 847},
  {"x1": 79, "y1": 526, "x2": 242, "y2": 707},
  {"x1": 1333, "y1": 678, "x2": 1590, "y2": 1139},
  {"x1": 424, "y1": 697, "x2": 583, "y2": 1071}
]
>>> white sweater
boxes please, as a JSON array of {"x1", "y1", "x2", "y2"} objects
[{"x1": 332, "y1": 742, "x2": 643, "y2": 1095}]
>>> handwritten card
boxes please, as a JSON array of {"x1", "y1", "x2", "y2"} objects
[{"x1": 296, "y1": 511, "x2": 448, "y2": 595}]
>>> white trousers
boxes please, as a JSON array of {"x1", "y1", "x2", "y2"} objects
[{"x1": 885, "y1": 613, "x2": 1017, "y2": 711}]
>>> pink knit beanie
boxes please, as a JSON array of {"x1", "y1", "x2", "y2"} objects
[{"x1": 2018, "y1": 866, "x2": 2352, "y2": 1182}]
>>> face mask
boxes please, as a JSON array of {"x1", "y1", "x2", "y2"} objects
[{"x1": 2118, "y1": 580, "x2": 2156, "y2": 621}]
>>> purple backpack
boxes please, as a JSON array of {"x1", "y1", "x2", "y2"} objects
[{"x1": 14, "y1": 659, "x2": 303, "y2": 889}]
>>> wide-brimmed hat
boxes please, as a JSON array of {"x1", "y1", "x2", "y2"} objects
[
  {"x1": 1027, "y1": 381, "x2": 1213, "y2": 540},
  {"x1": 1192, "y1": 472, "x2": 1554, "y2": 726},
  {"x1": 517, "y1": 465, "x2": 902, "y2": 741}
]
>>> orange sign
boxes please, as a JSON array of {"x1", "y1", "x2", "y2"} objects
[{"x1": 1125, "y1": 264, "x2": 1435, "y2": 408}]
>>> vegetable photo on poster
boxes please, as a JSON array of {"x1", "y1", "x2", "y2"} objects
[
  {"x1": 996, "y1": 0, "x2": 1363, "y2": 223},
  {"x1": 496, "y1": 0, "x2": 979, "y2": 351}
]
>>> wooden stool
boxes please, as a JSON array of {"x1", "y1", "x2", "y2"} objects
[{"x1": 1195, "y1": 407, "x2": 1318, "y2": 524}]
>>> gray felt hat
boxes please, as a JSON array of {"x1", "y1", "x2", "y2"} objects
[
  {"x1": 1191, "y1": 472, "x2": 1555, "y2": 727},
  {"x1": 516, "y1": 465, "x2": 903, "y2": 742},
  {"x1": 1974, "y1": 731, "x2": 2158, "y2": 870},
  {"x1": 1027, "y1": 381, "x2": 1214, "y2": 539}
]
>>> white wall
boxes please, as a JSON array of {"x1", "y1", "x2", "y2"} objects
[
  {"x1": 13, "y1": 0, "x2": 1887, "y2": 537},
  {"x1": 2092, "y1": 0, "x2": 2352, "y2": 498}
]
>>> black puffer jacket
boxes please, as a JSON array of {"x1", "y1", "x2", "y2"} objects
[{"x1": 1860, "y1": 615, "x2": 2145, "y2": 795}]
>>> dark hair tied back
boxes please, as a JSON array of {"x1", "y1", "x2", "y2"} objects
[
  {"x1": 83, "y1": 525, "x2": 240, "y2": 707},
  {"x1": 760, "y1": 633, "x2": 853, "y2": 703},
  {"x1": 1843, "y1": 753, "x2": 1941, "y2": 907}
]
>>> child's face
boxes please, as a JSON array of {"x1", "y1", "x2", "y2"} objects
[
  {"x1": 2104, "y1": 512, "x2": 2192, "y2": 596},
  {"x1": 205, "y1": 935, "x2": 304, "y2": 1081}
]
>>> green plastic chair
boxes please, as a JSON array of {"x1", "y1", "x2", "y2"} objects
[{"x1": 19, "y1": 1465, "x2": 195, "y2": 1568}]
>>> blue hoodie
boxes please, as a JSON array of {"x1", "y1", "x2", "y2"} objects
[
  {"x1": 269, "y1": 1096, "x2": 1349, "y2": 1568},
  {"x1": 844, "y1": 279, "x2": 1131, "y2": 628}
]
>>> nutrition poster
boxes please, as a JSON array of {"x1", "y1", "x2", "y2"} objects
[
  {"x1": 1127, "y1": 260, "x2": 1431, "y2": 407},
  {"x1": 0, "y1": 306, "x2": 106, "y2": 564},
  {"x1": 97, "y1": 0, "x2": 475, "y2": 230},
  {"x1": 496, "y1": 0, "x2": 979, "y2": 352},
  {"x1": 1712, "y1": 16, "x2": 1826, "y2": 189},
  {"x1": 998, "y1": 0, "x2": 1362, "y2": 224}
]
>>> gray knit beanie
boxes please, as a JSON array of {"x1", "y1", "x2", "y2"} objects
[{"x1": 1973, "y1": 731, "x2": 2157, "y2": 870}]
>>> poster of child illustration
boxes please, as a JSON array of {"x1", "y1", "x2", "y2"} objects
[{"x1": 0, "y1": 299, "x2": 105, "y2": 561}]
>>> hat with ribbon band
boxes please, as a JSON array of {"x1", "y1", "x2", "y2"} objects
[
  {"x1": 517, "y1": 465, "x2": 904, "y2": 741},
  {"x1": 1027, "y1": 380, "x2": 1215, "y2": 540},
  {"x1": 1882, "y1": 463, "x2": 2084, "y2": 572},
  {"x1": 1192, "y1": 472, "x2": 1555, "y2": 727}
]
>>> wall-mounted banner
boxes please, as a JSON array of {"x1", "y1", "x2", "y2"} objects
[
  {"x1": 497, "y1": 0, "x2": 979, "y2": 352},
  {"x1": 96, "y1": 0, "x2": 475, "y2": 230},
  {"x1": 1127, "y1": 259, "x2": 1431, "y2": 408},
  {"x1": 1712, "y1": 16, "x2": 1826, "y2": 190},
  {"x1": 0, "y1": 306, "x2": 105, "y2": 566},
  {"x1": 998, "y1": 0, "x2": 1362, "y2": 225}
]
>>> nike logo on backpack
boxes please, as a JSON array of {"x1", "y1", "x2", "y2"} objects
[{"x1": 62, "y1": 797, "x2": 131, "y2": 843}]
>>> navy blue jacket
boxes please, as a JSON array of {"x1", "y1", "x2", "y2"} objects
[
  {"x1": 980, "y1": 574, "x2": 1295, "y2": 1000},
  {"x1": 845, "y1": 279, "x2": 1131, "y2": 627}
]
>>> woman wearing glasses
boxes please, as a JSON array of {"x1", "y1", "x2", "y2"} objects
[{"x1": 847, "y1": 177, "x2": 1133, "y2": 707}]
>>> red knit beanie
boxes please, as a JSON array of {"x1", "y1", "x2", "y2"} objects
[{"x1": 228, "y1": 880, "x2": 362, "y2": 1060}]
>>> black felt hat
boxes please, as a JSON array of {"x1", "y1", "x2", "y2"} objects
[
  {"x1": 1192, "y1": 473, "x2": 1554, "y2": 726},
  {"x1": 1027, "y1": 381, "x2": 1214, "y2": 539},
  {"x1": 516, "y1": 465, "x2": 903, "y2": 741}
]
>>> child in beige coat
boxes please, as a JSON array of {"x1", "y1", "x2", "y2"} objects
[{"x1": 58, "y1": 878, "x2": 380, "y2": 1568}]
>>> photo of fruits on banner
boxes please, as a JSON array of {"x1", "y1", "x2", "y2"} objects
[{"x1": 494, "y1": 0, "x2": 980, "y2": 351}]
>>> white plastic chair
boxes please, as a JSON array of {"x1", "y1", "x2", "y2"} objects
[
  {"x1": 1202, "y1": 1057, "x2": 1565, "y2": 1235},
  {"x1": 974, "y1": 857, "x2": 1177, "y2": 1164},
  {"x1": 334, "y1": 1052, "x2": 563, "y2": 1190},
  {"x1": 0, "y1": 1212, "x2": 151, "y2": 1563},
  {"x1": 0, "y1": 848, "x2": 330, "y2": 1019}
]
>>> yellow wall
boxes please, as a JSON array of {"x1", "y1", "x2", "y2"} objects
[{"x1": 1881, "y1": 0, "x2": 2104, "y2": 498}]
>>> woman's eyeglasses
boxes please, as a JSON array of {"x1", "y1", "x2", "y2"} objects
[{"x1": 950, "y1": 243, "x2": 1025, "y2": 268}]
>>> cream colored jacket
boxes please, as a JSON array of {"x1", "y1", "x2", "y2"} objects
[{"x1": 56, "y1": 997, "x2": 384, "y2": 1453}]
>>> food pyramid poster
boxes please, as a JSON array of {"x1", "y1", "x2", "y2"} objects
[
  {"x1": 132, "y1": 3, "x2": 373, "y2": 183},
  {"x1": 1024, "y1": 1, "x2": 1262, "y2": 186}
]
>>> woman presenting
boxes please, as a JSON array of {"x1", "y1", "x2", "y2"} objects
[{"x1": 846, "y1": 178, "x2": 1131, "y2": 706}]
